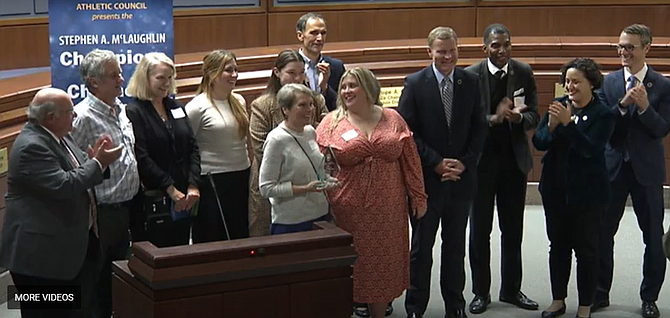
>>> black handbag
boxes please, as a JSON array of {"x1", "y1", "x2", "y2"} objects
[{"x1": 142, "y1": 189, "x2": 172, "y2": 234}]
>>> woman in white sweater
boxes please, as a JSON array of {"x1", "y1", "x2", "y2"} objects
[
  {"x1": 186, "y1": 50, "x2": 251, "y2": 242},
  {"x1": 259, "y1": 84, "x2": 333, "y2": 234}
]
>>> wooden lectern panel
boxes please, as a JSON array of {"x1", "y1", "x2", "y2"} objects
[
  {"x1": 112, "y1": 222, "x2": 356, "y2": 318},
  {"x1": 223, "y1": 285, "x2": 290, "y2": 318},
  {"x1": 290, "y1": 278, "x2": 353, "y2": 318}
]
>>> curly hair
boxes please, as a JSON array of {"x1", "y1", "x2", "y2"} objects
[{"x1": 559, "y1": 58, "x2": 603, "y2": 90}]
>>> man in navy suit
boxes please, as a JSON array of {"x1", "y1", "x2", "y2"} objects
[
  {"x1": 595, "y1": 23, "x2": 670, "y2": 318},
  {"x1": 296, "y1": 12, "x2": 345, "y2": 112},
  {"x1": 398, "y1": 26, "x2": 488, "y2": 318}
]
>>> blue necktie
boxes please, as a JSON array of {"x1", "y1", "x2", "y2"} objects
[
  {"x1": 621, "y1": 76, "x2": 637, "y2": 162},
  {"x1": 627, "y1": 75, "x2": 637, "y2": 91}
]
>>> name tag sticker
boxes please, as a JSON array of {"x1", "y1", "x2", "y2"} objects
[
  {"x1": 341, "y1": 129, "x2": 358, "y2": 142},
  {"x1": 171, "y1": 108, "x2": 186, "y2": 119}
]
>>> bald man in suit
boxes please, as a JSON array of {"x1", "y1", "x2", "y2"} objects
[{"x1": 0, "y1": 88, "x2": 122, "y2": 318}]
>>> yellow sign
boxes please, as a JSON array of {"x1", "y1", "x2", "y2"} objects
[
  {"x1": 379, "y1": 86, "x2": 404, "y2": 108},
  {"x1": 554, "y1": 83, "x2": 566, "y2": 98},
  {"x1": 0, "y1": 147, "x2": 7, "y2": 174}
]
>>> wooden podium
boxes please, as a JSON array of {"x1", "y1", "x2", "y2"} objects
[{"x1": 112, "y1": 222, "x2": 357, "y2": 318}]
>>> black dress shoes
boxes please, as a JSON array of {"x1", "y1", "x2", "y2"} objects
[
  {"x1": 499, "y1": 291, "x2": 539, "y2": 310},
  {"x1": 406, "y1": 313, "x2": 423, "y2": 318},
  {"x1": 541, "y1": 305, "x2": 566, "y2": 318},
  {"x1": 354, "y1": 302, "x2": 393, "y2": 317},
  {"x1": 445, "y1": 309, "x2": 468, "y2": 318},
  {"x1": 590, "y1": 298, "x2": 609, "y2": 312},
  {"x1": 642, "y1": 301, "x2": 660, "y2": 318},
  {"x1": 468, "y1": 295, "x2": 491, "y2": 314},
  {"x1": 386, "y1": 303, "x2": 393, "y2": 316}
]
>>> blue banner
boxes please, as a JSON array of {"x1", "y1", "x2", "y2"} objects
[{"x1": 49, "y1": 0, "x2": 174, "y2": 104}]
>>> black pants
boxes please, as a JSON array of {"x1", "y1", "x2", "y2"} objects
[
  {"x1": 405, "y1": 185, "x2": 471, "y2": 315},
  {"x1": 597, "y1": 162, "x2": 666, "y2": 301},
  {"x1": 543, "y1": 196, "x2": 603, "y2": 306},
  {"x1": 11, "y1": 230, "x2": 101, "y2": 318},
  {"x1": 192, "y1": 168, "x2": 250, "y2": 243},
  {"x1": 129, "y1": 192, "x2": 191, "y2": 248},
  {"x1": 469, "y1": 150, "x2": 526, "y2": 297},
  {"x1": 96, "y1": 203, "x2": 131, "y2": 318}
]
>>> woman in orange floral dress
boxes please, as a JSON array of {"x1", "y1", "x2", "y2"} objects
[{"x1": 316, "y1": 67, "x2": 427, "y2": 318}]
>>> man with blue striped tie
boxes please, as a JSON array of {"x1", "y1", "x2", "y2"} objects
[{"x1": 595, "y1": 23, "x2": 670, "y2": 318}]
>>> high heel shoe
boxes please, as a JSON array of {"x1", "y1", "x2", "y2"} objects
[
  {"x1": 541, "y1": 305, "x2": 566, "y2": 318},
  {"x1": 575, "y1": 313, "x2": 591, "y2": 318}
]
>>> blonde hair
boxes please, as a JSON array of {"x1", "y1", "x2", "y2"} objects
[
  {"x1": 428, "y1": 26, "x2": 458, "y2": 48},
  {"x1": 126, "y1": 52, "x2": 177, "y2": 100},
  {"x1": 196, "y1": 49, "x2": 249, "y2": 139},
  {"x1": 330, "y1": 67, "x2": 381, "y2": 131}
]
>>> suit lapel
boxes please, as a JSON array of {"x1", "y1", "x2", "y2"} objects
[
  {"x1": 506, "y1": 59, "x2": 516, "y2": 100},
  {"x1": 423, "y1": 67, "x2": 449, "y2": 129},
  {"x1": 642, "y1": 67, "x2": 657, "y2": 94},
  {"x1": 452, "y1": 68, "x2": 464, "y2": 125},
  {"x1": 506, "y1": 60, "x2": 517, "y2": 129},
  {"x1": 614, "y1": 69, "x2": 626, "y2": 99},
  {"x1": 30, "y1": 124, "x2": 77, "y2": 170},
  {"x1": 480, "y1": 61, "x2": 492, "y2": 115},
  {"x1": 62, "y1": 135, "x2": 85, "y2": 166}
]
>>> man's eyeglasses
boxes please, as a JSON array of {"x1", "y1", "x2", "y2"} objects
[{"x1": 616, "y1": 44, "x2": 640, "y2": 52}]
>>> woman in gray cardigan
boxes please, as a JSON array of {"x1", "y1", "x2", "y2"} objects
[{"x1": 259, "y1": 84, "x2": 335, "y2": 234}]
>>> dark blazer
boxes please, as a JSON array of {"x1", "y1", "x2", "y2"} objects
[
  {"x1": 597, "y1": 67, "x2": 670, "y2": 186},
  {"x1": 465, "y1": 58, "x2": 540, "y2": 174},
  {"x1": 126, "y1": 97, "x2": 201, "y2": 193},
  {"x1": 532, "y1": 95, "x2": 616, "y2": 205},
  {"x1": 397, "y1": 66, "x2": 488, "y2": 200},
  {"x1": 0, "y1": 123, "x2": 103, "y2": 280},
  {"x1": 322, "y1": 55, "x2": 345, "y2": 112}
]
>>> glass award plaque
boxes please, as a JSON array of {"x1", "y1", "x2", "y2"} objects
[{"x1": 323, "y1": 145, "x2": 341, "y2": 178}]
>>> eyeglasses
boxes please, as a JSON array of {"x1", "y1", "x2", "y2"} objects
[{"x1": 616, "y1": 44, "x2": 640, "y2": 52}]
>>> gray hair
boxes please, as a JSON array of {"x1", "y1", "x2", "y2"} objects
[
  {"x1": 296, "y1": 12, "x2": 324, "y2": 33},
  {"x1": 26, "y1": 100, "x2": 59, "y2": 124},
  {"x1": 277, "y1": 83, "x2": 314, "y2": 117},
  {"x1": 79, "y1": 49, "x2": 119, "y2": 90}
]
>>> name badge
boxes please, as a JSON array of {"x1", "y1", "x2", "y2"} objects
[
  {"x1": 171, "y1": 108, "x2": 186, "y2": 119},
  {"x1": 513, "y1": 88, "x2": 524, "y2": 96},
  {"x1": 341, "y1": 129, "x2": 358, "y2": 142}
]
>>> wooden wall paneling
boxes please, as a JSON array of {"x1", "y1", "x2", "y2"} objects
[
  {"x1": 0, "y1": 21, "x2": 49, "y2": 70},
  {"x1": 267, "y1": 0, "x2": 476, "y2": 12},
  {"x1": 478, "y1": 0, "x2": 670, "y2": 5},
  {"x1": 476, "y1": 5, "x2": 670, "y2": 38},
  {"x1": 173, "y1": 13, "x2": 268, "y2": 55},
  {"x1": 267, "y1": 8, "x2": 477, "y2": 47},
  {"x1": 0, "y1": 8, "x2": 268, "y2": 70},
  {"x1": 266, "y1": 12, "x2": 306, "y2": 46}
]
